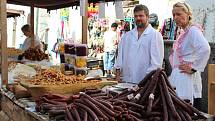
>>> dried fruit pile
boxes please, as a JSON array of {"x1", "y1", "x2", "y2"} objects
[
  {"x1": 7, "y1": 47, "x2": 23, "y2": 57},
  {"x1": 29, "y1": 68, "x2": 95, "y2": 85},
  {"x1": 23, "y1": 48, "x2": 49, "y2": 61}
]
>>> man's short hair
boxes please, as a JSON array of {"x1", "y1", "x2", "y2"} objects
[
  {"x1": 21, "y1": 24, "x2": 30, "y2": 32},
  {"x1": 111, "y1": 23, "x2": 118, "y2": 28},
  {"x1": 133, "y1": 4, "x2": 149, "y2": 16}
]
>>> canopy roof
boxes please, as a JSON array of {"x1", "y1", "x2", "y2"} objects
[
  {"x1": 7, "y1": 0, "x2": 125, "y2": 10},
  {"x1": 7, "y1": 9, "x2": 24, "y2": 18}
]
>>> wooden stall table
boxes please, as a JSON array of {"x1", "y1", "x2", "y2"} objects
[
  {"x1": 0, "y1": 87, "x2": 49, "y2": 121},
  {"x1": 0, "y1": 85, "x2": 214, "y2": 121}
]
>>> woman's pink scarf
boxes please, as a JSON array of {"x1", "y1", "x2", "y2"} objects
[{"x1": 169, "y1": 24, "x2": 202, "y2": 68}]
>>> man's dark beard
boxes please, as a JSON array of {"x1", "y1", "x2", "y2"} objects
[{"x1": 136, "y1": 23, "x2": 145, "y2": 28}]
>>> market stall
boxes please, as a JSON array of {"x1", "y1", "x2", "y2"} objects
[
  {"x1": 0, "y1": 0, "x2": 121, "y2": 121},
  {"x1": 1, "y1": 1, "x2": 215, "y2": 121},
  {"x1": 1, "y1": 0, "x2": 121, "y2": 84},
  {"x1": 0, "y1": 9, "x2": 24, "y2": 72},
  {"x1": 1, "y1": 68, "x2": 214, "y2": 121}
]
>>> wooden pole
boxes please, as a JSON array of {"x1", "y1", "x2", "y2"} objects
[
  {"x1": 0, "y1": 0, "x2": 8, "y2": 86},
  {"x1": 30, "y1": 5, "x2": 35, "y2": 47},
  {"x1": 82, "y1": 0, "x2": 88, "y2": 44}
]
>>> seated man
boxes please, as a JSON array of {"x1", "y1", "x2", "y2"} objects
[{"x1": 21, "y1": 24, "x2": 43, "y2": 52}]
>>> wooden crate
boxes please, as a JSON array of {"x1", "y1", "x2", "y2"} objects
[{"x1": 208, "y1": 64, "x2": 215, "y2": 115}]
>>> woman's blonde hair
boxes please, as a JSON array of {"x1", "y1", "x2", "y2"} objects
[{"x1": 173, "y1": 2, "x2": 193, "y2": 24}]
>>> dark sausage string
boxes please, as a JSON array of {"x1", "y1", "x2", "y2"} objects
[{"x1": 35, "y1": 69, "x2": 206, "y2": 121}]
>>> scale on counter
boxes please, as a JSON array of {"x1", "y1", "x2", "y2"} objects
[{"x1": 104, "y1": 83, "x2": 137, "y2": 96}]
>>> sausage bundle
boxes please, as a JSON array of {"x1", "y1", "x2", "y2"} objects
[{"x1": 35, "y1": 69, "x2": 206, "y2": 121}]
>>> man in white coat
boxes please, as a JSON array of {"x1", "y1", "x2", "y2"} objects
[{"x1": 114, "y1": 4, "x2": 164, "y2": 84}]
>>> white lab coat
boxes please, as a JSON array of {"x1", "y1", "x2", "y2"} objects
[
  {"x1": 22, "y1": 35, "x2": 42, "y2": 52},
  {"x1": 114, "y1": 24, "x2": 164, "y2": 84},
  {"x1": 169, "y1": 26, "x2": 211, "y2": 104}
]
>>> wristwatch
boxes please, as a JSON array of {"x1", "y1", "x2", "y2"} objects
[{"x1": 191, "y1": 68, "x2": 197, "y2": 73}]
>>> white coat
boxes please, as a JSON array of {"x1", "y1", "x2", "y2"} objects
[
  {"x1": 169, "y1": 25, "x2": 211, "y2": 104},
  {"x1": 114, "y1": 24, "x2": 164, "y2": 84}
]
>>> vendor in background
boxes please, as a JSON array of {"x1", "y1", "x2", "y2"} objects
[
  {"x1": 103, "y1": 23, "x2": 118, "y2": 78},
  {"x1": 114, "y1": 4, "x2": 164, "y2": 84},
  {"x1": 149, "y1": 13, "x2": 159, "y2": 30},
  {"x1": 169, "y1": 2, "x2": 210, "y2": 109},
  {"x1": 21, "y1": 24, "x2": 43, "y2": 52}
]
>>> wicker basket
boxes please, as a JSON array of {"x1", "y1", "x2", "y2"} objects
[{"x1": 20, "y1": 80, "x2": 117, "y2": 99}]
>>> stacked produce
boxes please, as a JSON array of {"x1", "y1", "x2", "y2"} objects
[
  {"x1": 23, "y1": 48, "x2": 49, "y2": 61},
  {"x1": 28, "y1": 68, "x2": 97, "y2": 86},
  {"x1": 62, "y1": 43, "x2": 88, "y2": 76},
  {"x1": 35, "y1": 69, "x2": 206, "y2": 121}
]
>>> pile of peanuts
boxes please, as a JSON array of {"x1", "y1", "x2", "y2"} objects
[{"x1": 29, "y1": 68, "x2": 98, "y2": 85}]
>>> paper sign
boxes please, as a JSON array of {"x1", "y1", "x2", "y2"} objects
[
  {"x1": 99, "y1": 2, "x2": 105, "y2": 18},
  {"x1": 115, "y1": 1, "x2": 124, "y2": 19},
  {"x1": 80, "y1": 0, "x2": 87, "y2": 16}
]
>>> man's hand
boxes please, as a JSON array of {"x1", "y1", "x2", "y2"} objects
[
  {"x1": 178, "y1": 64, "x2": 194, "y2": 74},
  {"x1": 116, "y1": 75, "x2": 122, "y2": 83},
  {"x1": 116, "y1": 69, "x2": 122, "y2": 83}
]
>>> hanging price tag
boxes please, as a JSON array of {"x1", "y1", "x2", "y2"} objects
[
  {"x1": 80, "y1": 0, "x2": 87, "y2": 16},
  {"x1": 115, "y1": 1, "x2": 124, "y2": 19},
  {"x1": 98, "y1": 2, "x2": 105, "y2": 18}
]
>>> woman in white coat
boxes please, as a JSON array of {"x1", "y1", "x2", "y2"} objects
[{"x1": 169, "y1": 2, "x2": 210, "y2": 109}]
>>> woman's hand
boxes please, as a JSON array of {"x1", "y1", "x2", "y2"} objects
[{"x1": 179, "y1": 64, "x2": 193, "y2": 74}]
